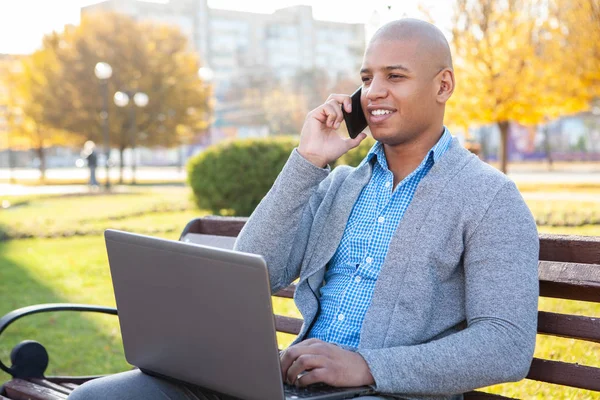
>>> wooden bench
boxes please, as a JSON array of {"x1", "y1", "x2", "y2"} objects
[{"x1": 1, "y1": 215, "x2": 599, "y2": 399}]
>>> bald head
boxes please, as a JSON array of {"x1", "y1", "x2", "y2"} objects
[{"x1": 369, "y1": 18, "x2": 453, "y2": 73}]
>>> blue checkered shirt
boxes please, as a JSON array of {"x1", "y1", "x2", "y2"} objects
[{"x1": 306, "y1": 128, "x2": 452, "y2": 349}]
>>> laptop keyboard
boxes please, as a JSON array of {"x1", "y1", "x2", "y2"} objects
[{"x1": 283, "y1": 383, "x2": 354, "y2": 398}]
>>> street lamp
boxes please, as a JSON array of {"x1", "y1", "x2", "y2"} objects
[
  {"x1": 114, "y1": 90, "x2": 149, "y2": 184},
  {"x1": 198, "y1": 66, "x2": 214, "y2": 83},
  {"x1": 197, "y1": 64, "x2": 215, "y2": 136},
  {"x1": 94, "y1": 61, "x2": 113, "y2": 189}
]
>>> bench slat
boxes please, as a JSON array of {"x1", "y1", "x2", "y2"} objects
[
  {"x1": 540, "y1": 280, "x2": 600, "y2": 303},
  {"x1": 527, "y1": 358, "x2": 600, "y2": 391},
  {"x1": 3, "y1": 379, "x2": 68, "y2": 400},
  {"x1": 273, "y1": 285, "x2": 295, "y2": 299},
  {"x1": 28, "y1": 380, "x2": 71, "y2": 396},
  {"x1": 186, "y1": 218, "x2": 600, "y2": 265},
  {"x1": 43, "y1": 377, "x2": 100, "y2": 385},
  {"x1": 539, "y1": 261, "x2": 600, "y2": 302},
  {"x1": 537, "y1": 311, "x2": 600, "y2": 343},
  {"x1": 58, "y1": 383, "x2": 79, "y2": 390},
  {"x1": 271, "y1": 310, "x2": 600, "y2": 344},
  {"x1": 182, "y1": 217, "x2": 247, "y2": 238},
  {"x1": 539, "y1": 234, "x2": 600, "y2": 264},
  {"x1": 274, "y1": 315, "x2": 303, "y2": 335},
  {"x1": 180, "y1": 233, "x2": 237, "y2": 250}
]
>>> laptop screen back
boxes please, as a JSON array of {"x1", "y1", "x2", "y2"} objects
[{"x1": 105, "y1": 230, "x2": 285, "y2": 400}]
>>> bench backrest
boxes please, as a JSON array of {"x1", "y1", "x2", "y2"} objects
[{"x1": 180, "y1": 216, "x2": 600, "y2": 397}]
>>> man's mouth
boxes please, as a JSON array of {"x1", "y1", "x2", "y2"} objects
[
  {"x1": 368, "y1": 109, "x2": 396, "y2": 123},
  {"x1": 371, "y1": 109, "x2": 393, "y2": 116}
]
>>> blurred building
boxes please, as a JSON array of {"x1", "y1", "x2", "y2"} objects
[
  {"x1": 81, "y1": 0, "x2": 365, "y2": 148},
  {"x1": 81, "y1": 0, "x2": 365, "y2": 88}
]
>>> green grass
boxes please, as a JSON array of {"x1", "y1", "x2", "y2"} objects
[
  {"x1": 0, "y1": 188, "x2": 300, "y2": 385},
  {"x1": 0, "y1": 188, "x2": 599, "y2": 399},
  {"x1": 0, "y1": 188, "x2": 196, "y2": 239},
  {"x1": 0, "y1": 235, "x2": 300, "y2": 384},
  {"x1": 0, "y1": 236, "x2": 129, "y2": 381},
  {"x1": 526, "y1": 200, "x2": 600, "y2": 227}
]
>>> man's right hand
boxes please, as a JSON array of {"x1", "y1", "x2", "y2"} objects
[{"x1": 297, "y1": 94, "x2": 368, "y2": 168}]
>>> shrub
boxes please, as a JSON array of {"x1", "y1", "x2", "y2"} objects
[
  {"x1": 334, "y1": 136, "x2": 377, "y2": 167},
  {"x1": 187, "y1": 137, "x2": 299, "y2": 216}
]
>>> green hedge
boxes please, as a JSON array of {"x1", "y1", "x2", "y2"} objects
[
  {"x1": 187, "y1": 137, "x2": 299, "y2": 216},
  {"x1": 333, "y1": 136, "x2": 377, "y2": 167},
  {"x1": 187, "y1": 135, "x2": 379, "y2": 216}
]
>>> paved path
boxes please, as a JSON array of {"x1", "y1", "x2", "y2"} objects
[
  {"x1": 3, "y1": 167, "x2": 600, "y2": 199},
  {"x1": 0, "y1": 183, "x2": 184, "y2": 197},
  {"x1": 0, "y1": 184, "x2": 91, "y2": 196},
  {"x1": 3, "y1": 166, "x2": 600, "y2": 183},
  {"x1": 0, "y1": 167, "x2": 186, "y2": 182}
]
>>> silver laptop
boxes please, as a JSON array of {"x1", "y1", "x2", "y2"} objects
[{"x1": 104, "y1": 229, "x2": 375, "y2": 400}]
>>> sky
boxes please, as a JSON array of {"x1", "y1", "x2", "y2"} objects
[{"x1": 0, "y1": 0, "x2": 452, "y2": 55}]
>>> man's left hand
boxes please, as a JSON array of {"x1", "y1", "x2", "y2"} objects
[{"x1": 279, "y1": 338, "x2": 375, "y2": 387}]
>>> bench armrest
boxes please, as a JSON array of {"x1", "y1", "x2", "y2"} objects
[{"x1": 0, "y1": 304, "x2": 117, "y2": 378}]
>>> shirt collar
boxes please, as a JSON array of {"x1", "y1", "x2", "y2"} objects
[{"x1": 364, "y1": 127, "x2": 452, "y2": 170}]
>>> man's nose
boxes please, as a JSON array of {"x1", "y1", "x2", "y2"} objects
[{"x1": 365, "y1": 78, "x2": 388, "y2": 101}]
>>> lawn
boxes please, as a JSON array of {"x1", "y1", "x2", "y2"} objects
[{"x1": 0, "y1": 185, "x2": 598, "y2": 399}]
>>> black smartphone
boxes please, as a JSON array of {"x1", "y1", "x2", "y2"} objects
[{"x1": 342, "y1": 86, "x2": 368, "y2": 139}]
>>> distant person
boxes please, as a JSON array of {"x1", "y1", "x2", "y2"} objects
[{"x1": 82, "y1": 141, "x2": 98, "y2": 187}]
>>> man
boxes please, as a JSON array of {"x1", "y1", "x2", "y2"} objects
[
  {"x1": 69, "y1": 18, "x2": 539, "y2": 400},
  {"x1": 82, "y1": 140, "x2": 98, "y2": 187}
]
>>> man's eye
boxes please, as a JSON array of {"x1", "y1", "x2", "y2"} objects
[
  {"x1": 361, "y1": 77, "x2": 371, "y2": 83},
  {"x1": 390, "y1": 74, "x2": 406, "y2": 79}
]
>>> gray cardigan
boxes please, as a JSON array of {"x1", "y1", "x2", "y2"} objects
[{"x1": 234, "y1": 138, "x2": 539, "y2": 399}]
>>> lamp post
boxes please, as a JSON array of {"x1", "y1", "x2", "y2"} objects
[
  {"x1": 94, "y1": 62, "x2": 113, "y2": 189},
  {"x1": 197, "y1": 65, "x2": 214, "y2": 144},
  {"x1": 592, "y1": 103, "x2": 600, "y2": 155},
  {"x1": 198, "y1": 66, "x2": 214, "y2": 83},
  {"x1": 114, "y1": 90, "x2": 149, "y2": 184}
]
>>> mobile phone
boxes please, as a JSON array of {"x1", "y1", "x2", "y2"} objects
[{"x1": 342, "y1": 86, "x2": 368, "y2": 139}]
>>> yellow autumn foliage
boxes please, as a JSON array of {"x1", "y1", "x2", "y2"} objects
[{"x1": 446, "y1": 0, "x2": 597, "y2": 172}]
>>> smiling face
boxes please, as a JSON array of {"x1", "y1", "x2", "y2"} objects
[
  {"x1": 359, "y1": 20, "x2": 454, "y2": 147},
  {"x1": 360, "y1": 39, "x2": 441, "y2": 145}
]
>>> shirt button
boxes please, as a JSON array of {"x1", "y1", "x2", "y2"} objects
[
  {"x1": 338, "y1": 313, "x2": 345, "y2": 321},
  {"x1": 366, "y1": 257, "x2": 373, "y2": 264},
  {"x1": 354, "y1": 276, "x2": 362, "y2": 283},
  {"x1": 384, "y1": 181, "x2": 391, "y2": 188},
  {"x1": 378, "y1": 216, "x2": 385, "y2": 223}
]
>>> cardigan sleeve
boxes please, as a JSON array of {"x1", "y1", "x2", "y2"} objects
[{"x1": 234, "y1": 149, "x2": 334, "y2": 293}]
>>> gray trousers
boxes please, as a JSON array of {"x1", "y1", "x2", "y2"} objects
[{"x1": 67, "y1": 369, "x2": 394, "y2": 399}]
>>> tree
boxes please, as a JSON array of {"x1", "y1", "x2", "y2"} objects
[
  {"x1": 292, "y1": 68, "x2": 331, "y2": 111},
  {"x1": 552, "y1": 0, "x2": 600, "y2": 101},
  {"x1": 447, "y1": 0, "x2": 590, "y2": 173},
  {"x1": 0, "y1": 58, "x2": 20, "y2": 182},
  {"x1": 261, "y1": 88, "x2": 308, "y2": 135},
  {"x1": 16, "y1": 12, "x2": 211, "y2": 182},
  {"x1": 0, "y1": 53, "x2": 75, "y2": 181}
]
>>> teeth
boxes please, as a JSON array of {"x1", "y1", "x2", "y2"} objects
[{"x1": 371, "y1": 109, "x2": 392, "y2": 116}]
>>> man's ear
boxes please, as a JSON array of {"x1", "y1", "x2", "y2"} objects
[{"x1": 436, "y1": 69, "x2": 455, "y2": 103}]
